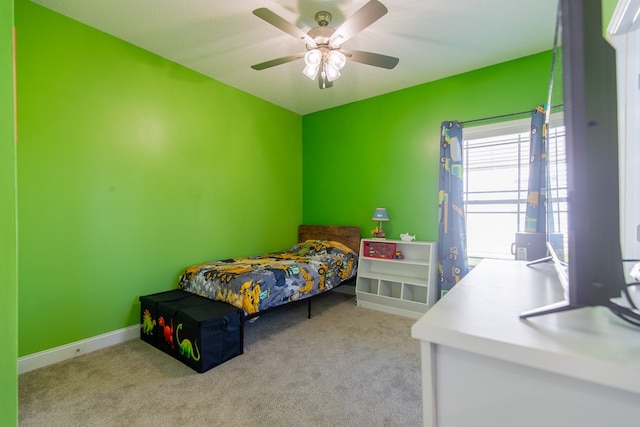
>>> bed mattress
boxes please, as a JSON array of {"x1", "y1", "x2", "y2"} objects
[{"x1": 178, "y1": 240, "x2": 358, "y2": 314}]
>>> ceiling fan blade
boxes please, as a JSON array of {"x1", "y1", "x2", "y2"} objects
[
  {"x1": 253, "y1": 8, "x2": 317, "y2": 47},
  {"x1": 343, "y1": 50, "x2": 399, "y2": 69},
  {"x1": 251, "y1": 54, "x2": 304, "y2": 70},
  {"x1": 329, "y1": 0, "x2": 388, "y2": 47}
]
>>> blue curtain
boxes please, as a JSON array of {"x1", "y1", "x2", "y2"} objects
[
  {"x1": 438, "y1": 121, "x2": 469, "y2": 298},
  {"x1": 524, "y1": 106, "x2": 549, "y2": 233}
]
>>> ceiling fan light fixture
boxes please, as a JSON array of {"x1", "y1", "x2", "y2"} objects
[
  {"x1": 303, "y1": 48, "x2": 345, "y2": 83},
  {"x1": 252, "y1": 1, "x2": 398, "y2": 89}
]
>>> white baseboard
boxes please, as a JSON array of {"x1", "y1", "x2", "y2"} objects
[{"x1": 18, "y1": 325, "x2": 139, "y2": 374}]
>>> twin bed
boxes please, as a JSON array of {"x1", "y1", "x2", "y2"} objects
[{"x1": 178, "y1": 225, "x2": 361, "y2": 326}]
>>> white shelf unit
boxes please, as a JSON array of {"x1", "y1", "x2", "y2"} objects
[{"x1": 356, "y1": 239, "x2": 438, "y2": 319}]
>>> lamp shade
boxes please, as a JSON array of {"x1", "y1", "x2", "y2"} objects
[{"x1": 372, "y1": 207, "x2": 390, "y2": 222}]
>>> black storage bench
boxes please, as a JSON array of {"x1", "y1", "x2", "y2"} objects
[{"x1": 139, "y1": 290, "x2": 242, "y2": 373}]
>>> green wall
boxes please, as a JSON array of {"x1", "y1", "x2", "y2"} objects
[
  {"x1": 603, "y1": 0, "x2": 618, "y2": 31},
  {"x1": 16, "y1": 0, "x2": 302, "y2": 356},
  {"x1": 302, "y1": 51, "x2": 552, "y2": 241},
  {"x1": 1, "y1": 0, "x2": 17, "y2": 423},
  {"x1": 6, "y1": 1, "x2": 621, "y2": 422},
  {"x1": 14, "y1": 0, "x2": 596, "y2": 359}
]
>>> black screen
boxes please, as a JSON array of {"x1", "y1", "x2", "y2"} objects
[{"x1": 520, "y1": 0, "x2": 626, "y2": 319}]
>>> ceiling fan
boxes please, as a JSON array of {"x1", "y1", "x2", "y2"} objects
[{"x1": 250, "y1": 0, "x2": 399, "y2": 89}]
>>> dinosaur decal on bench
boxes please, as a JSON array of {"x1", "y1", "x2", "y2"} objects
[
  {"x1": 141, "y1": 309, "x2": 156, "y2": 335},
  {"x1": 176, "y1": 323, "x2": 200, "y2": 361},
  {"x1": 158, "y1": 316, "x2": 174, "y2": 349}
]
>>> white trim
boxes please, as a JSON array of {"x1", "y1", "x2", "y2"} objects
[
  {"x1": 608, "y1": 0, "x2": 640, "y2": 38},
  {"x1": 357, "y1": 300, "x2": 424, "y2": 319},
  {"x1": 608, "y1": 0, "x2": 640, "y2": 263},
  {"x1": 18, "y1": 325, "x2": 139, "y2": 374}
]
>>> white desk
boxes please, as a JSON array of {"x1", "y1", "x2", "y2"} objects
[{"x1": 411, "y1": 259, "x2": 640, "y2": 427}]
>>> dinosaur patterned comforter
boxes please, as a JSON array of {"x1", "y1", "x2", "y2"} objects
[{"x1": 178, "y1": 240, "x2": 358, "y2": 315}]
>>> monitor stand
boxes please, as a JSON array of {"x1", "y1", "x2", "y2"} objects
[
  {"x1": 526, "y1": 256, "x2": 552, "y2": 267},
  {"x1": 519, "y1": 299, "x2": 581, "y2": 319},
  {"x1": 520, "y1": 242, "x2": 574, "y2": 319}
]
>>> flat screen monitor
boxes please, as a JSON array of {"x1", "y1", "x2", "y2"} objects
[{"x1": 520, "y1": 0, "x2": 633, "y2": 321}]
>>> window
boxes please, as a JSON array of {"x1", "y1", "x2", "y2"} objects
[{"x1": 463, "y1": 115, "x2": 566, "y2": 260}]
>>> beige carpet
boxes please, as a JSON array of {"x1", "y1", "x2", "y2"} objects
[{"x1": 19, "y1": 292, "x2": 422, "y2": 426}]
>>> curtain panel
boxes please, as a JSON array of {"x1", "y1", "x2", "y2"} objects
[
  {"x1": 437, "y1": 121, "x2": 469, "y2": 297},
  {"x1": 524, "y1": 106, "x2": 548, "y2": 233}
]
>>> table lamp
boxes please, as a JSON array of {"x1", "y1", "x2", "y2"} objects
[{"x1": 371, "y1": 207, "x2": 390, "y2": 239}]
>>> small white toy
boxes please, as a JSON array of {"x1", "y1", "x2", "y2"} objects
[
  {"x1": 630, "y1": 262, "x2": 640, "y2": 281},
  {"x1": 400, "y1": 233, "x2": 416, "y2": 242}
]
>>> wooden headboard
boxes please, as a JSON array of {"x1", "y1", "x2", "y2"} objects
[{"x1": 298, "y1": 225, "x2": 362, "y2": 255}]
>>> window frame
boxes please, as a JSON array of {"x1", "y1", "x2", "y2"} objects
[{"x1": 462, "y1": 113, "x2": 565, "y2": 261}]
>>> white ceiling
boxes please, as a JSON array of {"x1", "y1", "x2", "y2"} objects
[{"x1": 31, "y1": 0, "x2": 558, "y2": 115}]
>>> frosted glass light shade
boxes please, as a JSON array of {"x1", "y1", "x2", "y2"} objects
[
  {"x1": 304, "y1": 49, "x2": 322, "y2": 66},
  {"x1": 303, "y1": 49, "x2": 322, "y2": 80},
  {"x1": 327, "y1": 50, "x2": 346, "y2": 70},
  {"x1": 324, "y1": 63, "x2": 341, "y2": 82},
  {"x1": 303, "y1": 64, "x2": 319, "y2": 80}
]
